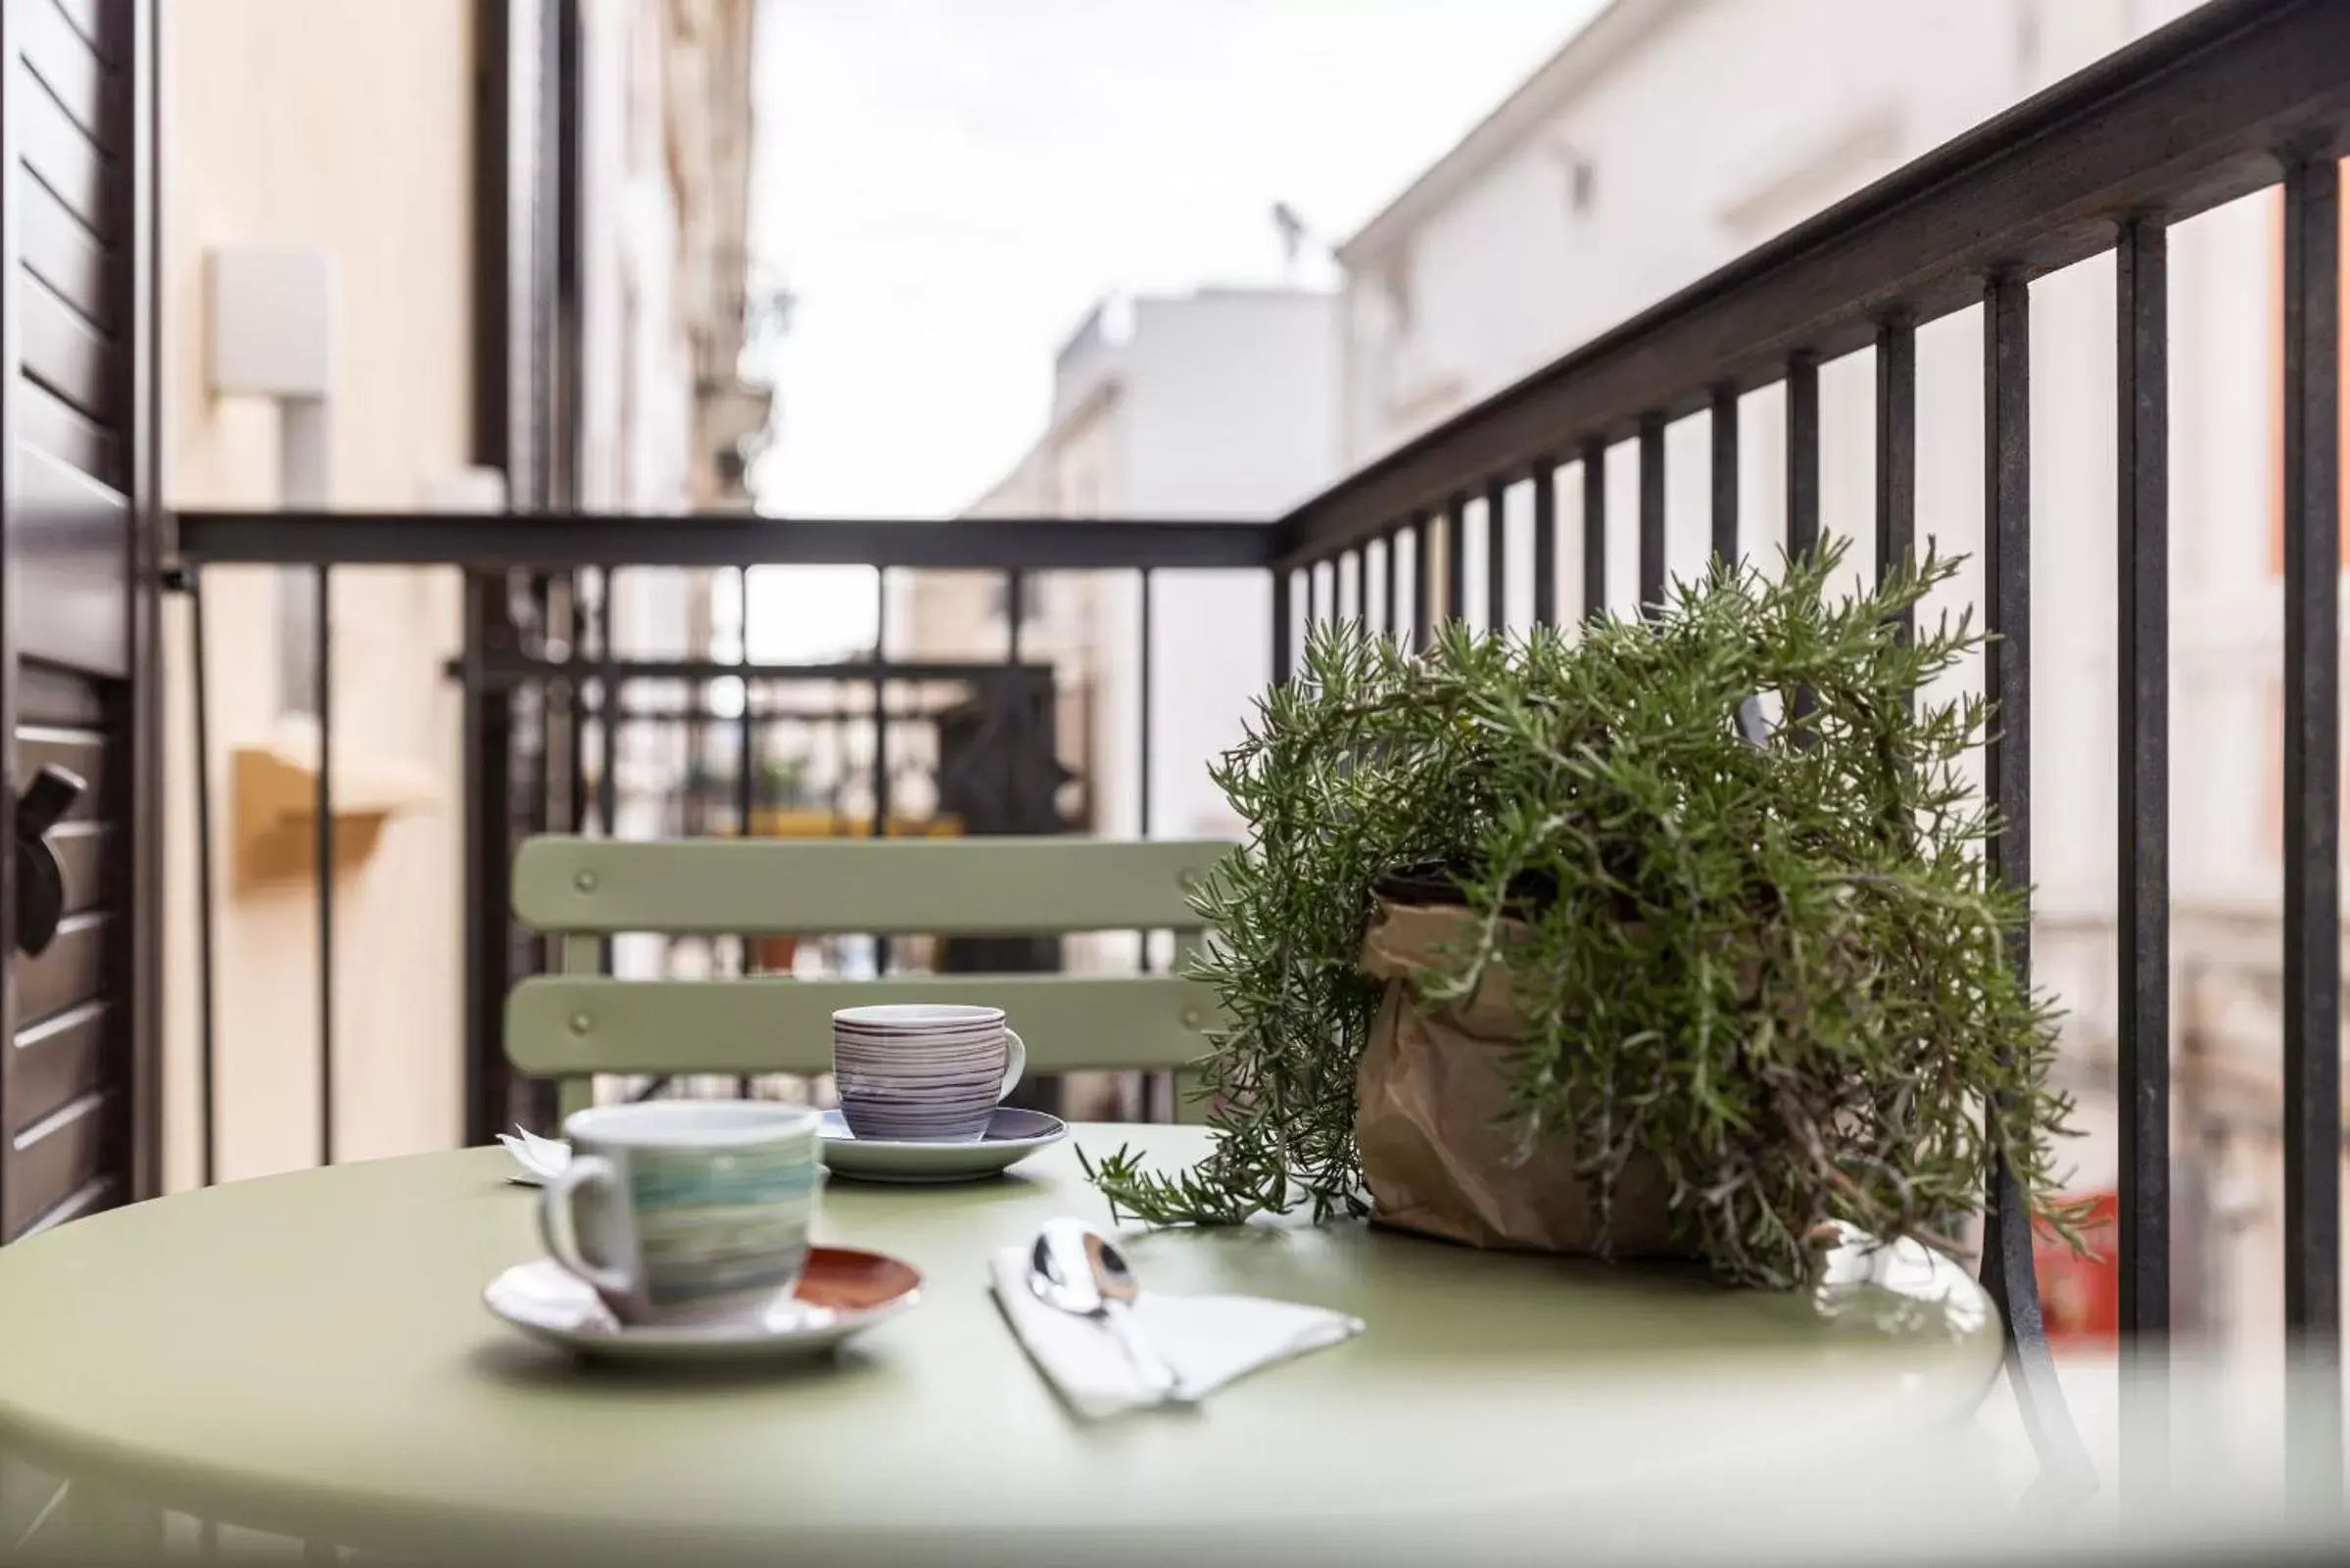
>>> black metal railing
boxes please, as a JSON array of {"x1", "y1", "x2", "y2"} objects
[
  {"x1": 163, "y1": 0, "x2": 2350, "y2": 1508},
  {"x1": 1266, "y1": 0, "x2": 2350, "y2": 1503},
  {"x1": 168, "y1": 515, "x2": 1275, "y2": 1155}
]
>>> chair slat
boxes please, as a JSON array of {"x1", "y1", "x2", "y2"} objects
[
  {"x1": 507, "y1": 974, "x2": 1220, "y2": 1076},
  {"x1": 511, "y1": 837, "x2": 1230, "y2": 935}
]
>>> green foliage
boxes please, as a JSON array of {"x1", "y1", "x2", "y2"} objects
[{"x1": 1085, "y1": 544, "x2": 2077, "y2": 1289}]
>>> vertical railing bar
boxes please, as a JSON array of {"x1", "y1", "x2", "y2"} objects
[
  {"x1": 314, "y1": 563, "x2": 334, "y2": 1166},
  {"x1": 2281, "y1": 150, "x2": 2342, "y2": 1498},
  {"x1": 1710, "y1": 384, "x2": 1739, "y2": 567},
  {"x1": 1979, "y1": 269, "x2": 2091, "y2": 1498},
  {"x1": 1485, "y1": 476, "x2": 1509, "y2": 631},
  {"x1": 870, "y1": 568, "x2": 889, "y2": 835},
  {"x1": 735, "y1": 567, "x2": 754, "y2": 832},
  {"x1": 1138, "y1": 565, "x2": 1160, "y2": 1116},
  {"x1": 1002, "y1": 564, "x2": 1027, "y2": 1032},
  {"x1": 1444, "y1": 494, "x2": 1466, "y2": 630},
  {"x1": 739, "y1": 668, "x2": 759, "y2": 993},
  {"x1": 1417, "y1": 515, "x2": 1438, "y2": 647},
  {"x1": 737, "y1": 567, "x2": 755, "y2": 997},
  {"x1": 1395, "y1": 523, "x2": 1414, "y2": 648},
  {"x1": 1138, "y1": 566, "x2": 1154, "y2": 843},
  {"x1": 1787, "y1": 351, "x2": 1821, "y2": 560},
  {"x1": 1270, "y1": 565, "x2": 1292, "y2": 686},
  {"x1": 2116, "y1": 213, "x2": 2173, "y2": 1499},
  {"x1": 185, "y1": 568, "x2": 218, "y2": 1187},
  {"x1": 564, "y1": 581, "x2": 587, "y2": 835},
  {"x1": 1581, "y1": 439, "x2": 1607, "y2": 620},
  {"x1": 595, "y1": 570, "x2": 617, "y2": 837},
  {"x1": 1532, "y1": 463, "x2": 1559, "y2": 628},
  {"x1": 871, "y1": 567, "x2": 890, "y2": 976},
  {"x1": 459, "y1": 582, "x2": 492, "y2": 1144},
  {"x1": 1348, "y1": 547, "x2": 1367, "y2": 630},
  {"x1": 594, "y1": 573, "x2": 617, "y2": 980},
  {"x1": 1638, "y1": 414, "x2": 1665, "y2": 614},
  {"x1": 1383, "y1": 530, "x2": 1401, "y2": 641},
  {"x1": 1006, "y1": 568, "x2": 1024, "y2": 666},
  {"x1": 1875, "y1": 317, "x2": 1918, "y2": 610}
]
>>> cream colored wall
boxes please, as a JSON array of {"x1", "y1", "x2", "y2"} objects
[{"x1": 161, "y1": 0, "x2": 475, "y2": 1188}]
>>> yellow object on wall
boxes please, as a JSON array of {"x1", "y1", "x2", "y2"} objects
[{"x1": 229, "y1": 738, "x2": 440, "y2": 890}]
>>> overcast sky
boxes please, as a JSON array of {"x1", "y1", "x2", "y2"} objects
[{"x1": 747, "y1": 0, "x2": 1601, "y2": 527}]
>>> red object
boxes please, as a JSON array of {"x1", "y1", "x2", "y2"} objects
[{"x1": 2034, "y1": 1190, "x2": 2118, "y2": 1347}]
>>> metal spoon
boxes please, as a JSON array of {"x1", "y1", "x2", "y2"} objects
[{"x1": 1028, "y1": 1217, "x2": 1187, "y2": 1403}]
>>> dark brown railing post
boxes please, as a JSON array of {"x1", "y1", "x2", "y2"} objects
[
  {"x1": 1638, "y1": 415, "x2": 1666, "y2": 613},
  {"x1": 1874, "y1": 318, "x2": 1915, "y2": 608},
  {"x1": 1976, "y1": 270, "x2": 2089, "y2": 1499},
  {"x1": 2280, "y1": 148, "x2": 2342, "y2": 1501},
  {"x1": 175, "y1": 566, "x2": 219, "y2": 1187},
  {"x1": 1581, "y1": 440, "x2": 1607, "y2": 620},
  {"x1": 870, "y1": 567, "x2": 890, "y2": 977},
  {"x1": 1485, "y1": 477, "x2": 1510, "y2": 631},
  {"x1": 1271, "y1": 565, "x2": 1293, "y2": 686},
  {"x1": 1382, "y1": 531, "x2": 1402, "y2": 641},
  {"x1": 595, "y1": 573, "x2": 617, "y2": 835},
  {"x1": 2115, "y1": 214, "x2": 2172, "y2": 1497},
  {"x1": 1709, "y1": 385, "x2": 1739, "y2": 568},
  {"x1": 1417, "y1": 515, "x2": 1440, "y2": 646},
  {"x1": 1137, "y1": 565, "x2": 1154, "y2": 835},
  {"x1": 1443, "y1": 494, "x2": 1466, "y2": 630},
  {"x1": 739, "y1": 567, "x2": 757, "y2": 837},
  {"x1": 1785, "y1": 352, "x2": 1820, "y2": 561},
  {"x1": 1532, "y1": 466, "x2": 1559, "y2": 628}
]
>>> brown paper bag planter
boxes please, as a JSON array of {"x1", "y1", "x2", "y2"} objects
[{"x1": 1356, "y1": 890, "x2": 1685, "y2": 1257}]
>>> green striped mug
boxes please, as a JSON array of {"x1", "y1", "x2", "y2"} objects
[{"x1": 539, "y1": 1100, "x2": 824, "y2": 1326}]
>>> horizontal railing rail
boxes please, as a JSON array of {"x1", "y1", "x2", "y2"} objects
[
  {"x1": 449, "y1": 654, "x2": 1072, "y2": 691},
  {"x1": 175, "y1": 512, "x2": 1282, "y2": 571}
]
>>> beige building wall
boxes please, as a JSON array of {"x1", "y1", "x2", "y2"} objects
[
  {"x1": 161, "y1": 0, "x2": 478, "y2": 1187},
  {"x1": 158, "y1": 0, "x2": 775, "y2": 1180}
]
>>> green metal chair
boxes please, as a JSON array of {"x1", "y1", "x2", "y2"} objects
[{"x1": 505, "y1": 835, "x2": 1233, "y2": 1119}]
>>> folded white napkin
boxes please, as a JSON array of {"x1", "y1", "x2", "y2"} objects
[
  {"x1": 987, "y1": 1242, "x2": 1364, "y2": 1420},
  {"x1": 498, "y1": 1127, "x2": 570, "y2": 1186}
]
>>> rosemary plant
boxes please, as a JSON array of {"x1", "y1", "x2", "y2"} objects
[{"x1": 1085, "y1": 543, "x2": 2079, "y2": 1289}]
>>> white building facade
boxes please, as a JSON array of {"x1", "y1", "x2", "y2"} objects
[{"x1": 908, "y1": 287, "x2": 1339, "y2": 849}]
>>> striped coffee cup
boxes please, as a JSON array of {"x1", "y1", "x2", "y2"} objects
[{"x1": 832, "y1": 1004, "x2": 1027, "y2": 1143}]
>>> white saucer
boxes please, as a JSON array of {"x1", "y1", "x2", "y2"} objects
[
  {"x1": 818, "y1": 1107, "x2": 1067, "y2": 1184},
  {"x1": 483, "y1": 1248, "x2": 921, "y2": 1365}
]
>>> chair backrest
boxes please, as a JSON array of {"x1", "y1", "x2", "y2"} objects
[{"x1": 504, "y1": 836, "x2": 1232, "y2": 1103}]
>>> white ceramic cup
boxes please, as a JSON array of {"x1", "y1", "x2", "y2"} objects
[
  {"x1": 538, "y1": 1099, "x2": 824, "y2": 1326},
  {"x1": 831, "y1": 1003, "x2": 1027, "y2": 1143}
]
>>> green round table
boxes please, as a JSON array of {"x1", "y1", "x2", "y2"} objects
[{"x1": 0, "y1": 1125, "x2": 2000, "y2": 1566}]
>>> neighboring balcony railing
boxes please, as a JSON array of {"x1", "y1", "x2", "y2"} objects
[
  {"x1": 166, "y1": 514, "x2": 1277, "y2": 1157},
  {"x1": 168, "y1": 0, "x2": 2350, "y2": 1506}
]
